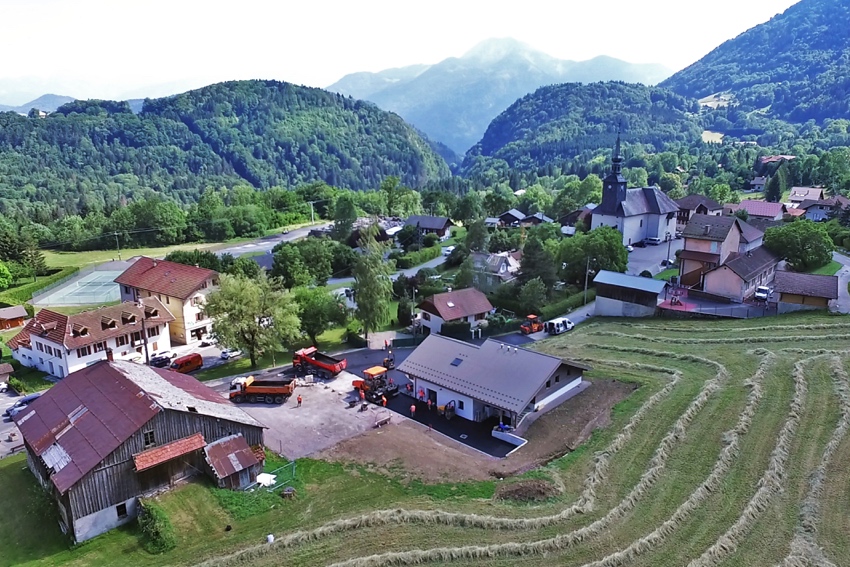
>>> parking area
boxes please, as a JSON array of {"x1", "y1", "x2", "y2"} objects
[{"x1": 0, "y1": 391, "x2": 25, "y2": 457}]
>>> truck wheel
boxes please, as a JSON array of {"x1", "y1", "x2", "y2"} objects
[
  {"x1": 248, "y1": 395, "x2": 258, "y2": 404},
  {"x1": 265, "y1": 395, "x2": 274, "y2": 404},
  {"x1": 233, "y1": 395, "x2": 244, "y2": 403},
  {"x1": 274, "y1": 396, "x2": 284, "y2": 404},
  {"x1": 283, "y1": 395, "x2": 290, "y2": 403}
]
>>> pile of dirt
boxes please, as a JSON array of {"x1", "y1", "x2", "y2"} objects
[{"x1": 494, "y1": 479, "x2": 558, "y2": 502}]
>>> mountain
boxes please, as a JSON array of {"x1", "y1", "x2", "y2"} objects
[
  {"x1": 0, "y1": 80, "x2": 449, "y2": 219},
  {"x1": 0, "y1": 93, "x2": 77, "y2": 114},
  {"x1": 660, "y1": 0, "x2": 850, "y2": 123},
  {"x1": 327, "y1": 38, "x2": 672, "y2": 155},
  {"x1": 460, "y1": 81, "x2": 702, "y2": 176}
]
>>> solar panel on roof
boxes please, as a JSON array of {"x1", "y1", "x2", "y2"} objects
[{"x1": 451, "y1": 358, "x2": 463, "y2": 366}]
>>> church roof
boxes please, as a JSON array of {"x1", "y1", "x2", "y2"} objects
[{"x1": 602, "y1": 187, "x2": 679, "y2": 217}]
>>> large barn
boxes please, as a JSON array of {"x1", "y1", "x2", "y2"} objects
[
  {"x1": 13, "y1": 360, "x2": 265, "y2": 543},
  {"x1": 594, "y1": 270, "x2": 668, "y2": 317}
]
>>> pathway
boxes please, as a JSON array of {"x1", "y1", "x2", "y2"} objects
[{"x1": 832, "y1": 251, "x2": 850, "y2": 314}]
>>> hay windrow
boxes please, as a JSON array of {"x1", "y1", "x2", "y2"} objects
[
  {"x1": 590, "y1": 330, "x2": 850, "y2": 345},
  {"x1": 620, "y1": 322, "x2": 850, "y2": 334}
]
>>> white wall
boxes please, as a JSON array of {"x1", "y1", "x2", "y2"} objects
[
  {"x1": 73, "y1": 496, "x2": 139, "y2": 543},
  {"x1": 414, "y1": 377, "x2": 476, "y2": 421},
  {"x1": 595, "y1": 296, "x2": 658, "y2": 318}
]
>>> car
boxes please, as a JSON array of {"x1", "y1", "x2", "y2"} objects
[
  {"x1": 149, "y1": 351, "x2": 177, "y2": 367},
  {"x1": 633, "y1": 240, "x2": 647, "y2": 248},
  {"x1": 201, "y1": 336, "x2": 218, "y2": 347},
  {"x1": 661, "y1": 258, "x2": 675, "y2": 267},
  {"x1": 625, "y1": 245, "x2": 634, "y2": 253},
  {"x1": 220, "y1": 348, "x2": 243, "y2": 360},
  {"x1": 443, "y1": 245, "x2": 456, "y2": 256},
  {"x1": 4, "y1": 392, "x2": 41, "y2": 417},
  {"x1": 675, "y1": 231, "x2": 683, "y2": 239},
  {"x1": 0, "y1": 381, "x2": 7, "y2": 393},
  {"x1": 645, "y1": 236, "x2": 663, "y2": 246},
  {"x1": 754, "y1": 286, "x2": 772, "y2": 301}
]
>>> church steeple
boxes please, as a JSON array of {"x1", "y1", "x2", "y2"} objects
[
  {"x1": 611, "y1": 124, "x2": 624, "y2": 175},
  {"x1": 599, "y1": 125, "x2": 628, "y2": 215}
]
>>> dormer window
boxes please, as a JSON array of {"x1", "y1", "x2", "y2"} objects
[
  {"x1": 121, "y1": 311, "x2": 136, "y2": 325},
  {"x1": 71, "y1": 323, "x2": 89, "y2": 337},
  {"x1": 101, "y1": 316, "x2": 117, "y2": 330}
]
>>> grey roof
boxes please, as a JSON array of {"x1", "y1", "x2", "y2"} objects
[
  {"x1": 773, "y1": 271, "x2": 838, "y2": 299},
  {"x1": 717, "y1": 247, "x2": 779, "y2": 281},
  {"x1": 593, "y1": 270, "x2": 668, "y2": 295},
  {"x1": 676, "y1": 194, "x2": 722, "y2": 212},
  {"x1": 500, "y1": 209, "x2": 525, "y2": 222},
  {"x1": 0, "y1": 305, "x2": 27, "y2": 320},
  {"x1": 404, "y1": 215, "x2": 452, "y2": 231},
  {"x1": 736, "y1": 219, "x2": 764, "y2": 244},
  {"x1": 612, "y1": 187, "x2": 680, "y2": 217},
  {"x1": 682, "y1": 214, "x2": 737, "y2": 242},
  {"x1": 396, "y1": 336, "x2": 589, "y2": 415},
  {"x1": 743, "y1": 217, "x2": 783, "y2": 233},
  {"x1": 523, "y1": 212, "x2": 554, "y2": 223},
  {"x1": 484, "y1": 217, "x2": 500, "y2": 226}
]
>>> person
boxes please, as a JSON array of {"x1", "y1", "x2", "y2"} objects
[
  {"x1": 297, "y1": 395, "x2": 302, "y2": 407},
  {"x1": 388, "y1": 376, "x2": 394, "y2": 386},
  {"x1": 406, "y1": 383, "x2": 413, "y2": 394},
  {"x1": 410, "y1": 404, "x2": 416, "y2": 417},
  {"x1": 384, "y1": 339, "x2": 388, "y2": 351},
  {"x1": 418, "y1": 389, "x2": 425, "y2": 402},
  {"x1": 359, "y1": 389, "x2": 365, "y2": 402},
  {"x1": 381, "y1": 395, "x2": 387, "y2": 407},
  {"x1": 426, "y1": 398, "x2": 432, "y2": 412}
]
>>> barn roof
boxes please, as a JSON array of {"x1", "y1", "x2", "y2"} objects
[
  {"x1": 0, "y1": 305, "x2": 27, "y2": 320},
  {"x1": 204, "y1": 434, "x2": 259, "y2": 479},
  {"x1": 773, "y1": 271, "x2": 838, "y2": 300},
  {"x1": 403, "y1": 215, "x2": 453, "y2": 231},
  {"x1": 593, "y1": 270, "x2": 668, "y2": 295},
  {"x1": 133, "y1": 433, "x2": 206, "y2": 472}
]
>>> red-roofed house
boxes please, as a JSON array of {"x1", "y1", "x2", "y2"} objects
[
  {"x1": 115, "y1": 257, "x2": 219, "y2": 345},
  {"x1": 13, "y1": 360, "x2": 264, "y2": 543},
  {"x1": 416, "y1": 287, "x2": 495, "y2": 335},
  {"x1": 7, "y1": 298, "x2": 173, "y2": 378},
  {"x1": 725, "y1": 200, "x2": 788, "y2": 221}
]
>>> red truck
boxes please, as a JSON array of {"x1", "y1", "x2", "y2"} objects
[
  {"x1": 229, "y1": 376, "x2": 296, "y2": 404},
  {"x1": 292, "y1": 346, "x2": 347, "y2": 376}
]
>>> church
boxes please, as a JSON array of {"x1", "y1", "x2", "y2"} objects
[{"x1": 590, "y1": 134, "x2": 679, "y2": 246}]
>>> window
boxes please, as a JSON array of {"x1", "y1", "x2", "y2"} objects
[
  {"x1": 640, "y1": 220, "x2": 643, "y2": 227},
  {"x1": 457, "y1": 401, "x2": 464, "y2": 410},
  {"x1": 143, "y1": 431, "x2": 156, "y2": 448},
  {"x1": 422, "y1": 312, "x2": 431, "y2": 321},
  {"x1": 94, "y1": 342, "x2": 106, "y2": 353},
  {"x1": 151, "y1": 342, "x2": 158, "y2": 352},
  {"x1": 555, "y1": 375, "x2": 560, "y2": 383},
  {"x1": 123, "y1": 286, "x2": 130, "y2": 294},
  {"x1": 546, "y1": 380, "x2": 551, "y2": 388},
  {"x1": 36, "y1": 343, "x2": 44, "y2": 352},
  {"x1": 166, "y1": 297, "x2": 170, "y2": 305},
  {"x1": 116, "y1": 503, "x2": 128, "y2": 519},
  {"x1": 76, "y1": 346, "x2": 92, "y2": 358},
  {"x1": 44, "y1": 346, "x2": 52, "y2": 356},
  {"x1": 196, "y1": 312, "x2": 205, "y2": 322},
  {"x1": 116, "y1": 335, "x2": 128, "y2": 347},
  {"x1": 131, "y1": 331, "x2": 142, "y2": 343}
]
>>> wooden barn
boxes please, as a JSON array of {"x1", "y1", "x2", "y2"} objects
[
  {"x1": 593, "y1": 270, "x2": 668, "y2": 318},
  {"x1": 13, "y1": 360, "x2": 265, "y2": 543}
]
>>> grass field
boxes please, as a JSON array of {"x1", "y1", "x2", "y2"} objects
[
  {"x1": 4, "y1": 311, "x2": 850, "y2": 567},
  {"x1": 808, "y1": 259, "x2": 842, "y2": 276}
]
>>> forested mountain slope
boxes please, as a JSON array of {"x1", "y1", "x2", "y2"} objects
[
  {"x1": 0, "y1": 80, "x2": 449, "y2": 220},
  {"x1": 660, "y1": 0, "x2": 850, "y2": 123}
]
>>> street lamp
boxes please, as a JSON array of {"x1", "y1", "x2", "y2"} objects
[
  {"x1": 666, "y1": 231, "x2": 672, "y2": 265},
  {"x1": 583, "y1": 257, "x2": 596, "y2": 305},
  {"x1": 136, "y1": 301, "x2": 150, "y2": 365}
]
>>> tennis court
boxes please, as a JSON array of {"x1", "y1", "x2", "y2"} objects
[{"x1": 32, "y1": 261, "x2": 134, "y2": 306}]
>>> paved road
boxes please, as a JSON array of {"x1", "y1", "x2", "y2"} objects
[
  {"x1": 215, "y1": 223, "x2": 332, "y2": 259},
  {"x1": 0, "y1": 391, "x2": 24, "y2": 457},
  {"x1": 832, "y1": 251, "x2": 850, "y2": 314}
]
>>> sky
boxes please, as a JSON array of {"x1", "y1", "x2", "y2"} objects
[{"x1": 0, "y1": 0, "x2": 800, "y2": 105}]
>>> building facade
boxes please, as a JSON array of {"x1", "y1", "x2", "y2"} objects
[
  {"x1": 416, "y1": 287, "x2": 495, "y2": 335},
  {"x1": 0, "y1": 305, "x2": 27, "y2": 330},
  {"x1": 593, "y1": 270, "x2": 668, "y2": 318}
]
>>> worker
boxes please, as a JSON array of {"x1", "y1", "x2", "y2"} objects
[
  {"x1": 406, "y1": 383, "x2": 413, "y2": 394},
  {"x1": 297, "y1": 395, "x2": 302, "y2": 407},
  {"x1": 426, "y1": 398, "x2": 432, "y2": 412},
  {"x1": 381, "y1": 395, "x2": 387, "y2": 407},
  {"x1": 388, "y1": 376, "x2": 394, "y2": 386},
  {"x1": 359, "y1": 389, "x2": 365, "y2": 401},
  {"x1": 384, "y1": 339, "x2": 389, "y2": 350},
  {"x1": 418, "y1": 389, "x2": 425, "y2": 401},
  {"x1": 410, "y1": 404, "x2": 416, "y2": 417}
]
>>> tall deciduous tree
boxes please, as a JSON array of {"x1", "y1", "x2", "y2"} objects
[
  {"x1": 764, "y1": 174, "x2": 782, "y2": 203},
  {"x1": 294, "y1": 287, "x2": 348, "y2": 346},
  {"x1": 331, "y1": 193, "x2": 358, "y2": 242},
  {"x1": 519, "y1": 236, "x2": 558, "y2": 292},
  {"x1": 0, "y1": 261, "x2": 12, "y2": 291},
  {"x1": 205, "y1": 273, "x2": 301, "y2": 368},
  {"x1": 558, "y1": 226, "x2": 628, "y2": 284},
  {"x1": 454, "y1": 255, "x2": 475, "y2": 290},
  {"x1": 352, "y1": 224, "x2": 394, "y2": 338},
  {"x1": 764, "y1": 220, "x2": 834, "y2": 272},
  {"x1": 519, "y1": 277, "x2": 547, "y2": 314},
  {"x1": 465, "y1": 219, "x2": 489, "y2": 252},
  {"x1": 271, "y1": 245, "x2": 312, "y2": 289}
]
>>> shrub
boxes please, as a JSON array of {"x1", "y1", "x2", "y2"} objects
[
  {"x1": 0, "y1": 267, "x2": 79, "y2": 304},
  {"x1": 138, "y1": 500, "x2": 177, "y2": 554},
  {"x1": 7, "y1": 377, "x2": 26, "y2": 394},
  {"x1": 423, "y1": 233, "x2": 440, "y2": 248},
  {"x1": 394, "y1": 245, "x2": 441, "y2": 269},
  {"x1": 538, "y1": 290, "x2": 595, "y2": 320},
  {"x1": 345, "y1": 320, "x2": 367, "y2": 348},
  {"x1": 440, "y1": 320, "x2": 471, "y2": 339}
]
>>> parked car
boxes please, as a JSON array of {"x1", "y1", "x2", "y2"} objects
[
  {"x1": 675, "y1": 231, "x2": 683, "y2": 239},
  {"x1": 4, "y1": 392, "x2": 41, "y2": 417},
  {"x1": 200, "y1": 336, "x2": 218, "y2": 347},
  {"x1": 645, "y1": 236, "x2": 663, "y2": 246},
  {"x1": 633, "y1": 240, "x2": 647, "y2": 248},
  {"x1": 625, "y1": 245, "x2": 634, "y2": 253},
  {"x1": 443, "y1": 245, "x2": 456, "y2": 256},
  {"x1": 220, "y1": 348, "x2": 243, "y2": 360},
  {"x1": 170, "y1": 353, "x2": 204, "y2": 373},
  {"x1": 661, "y1": 258, "x2": 675, "y2": 267},
  {"x1": 0, "y1": 381, "x2": 7, "y2": 393},
  {"x1": 754, "y1": 286, "x2": 772, "y2": 301},
  {"x1": 149, "y1": 351, "x2": 177, "y2": 368}
]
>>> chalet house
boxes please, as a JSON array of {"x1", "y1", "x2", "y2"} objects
[
  {"x1": 498, "y1": 209, "x2": 525, "y2": 227},
  {"x1": 0, "y1": 305, "x2": 27, "y2": 330},
  {"x1": 13, "y1": 360, "x2": 264, "y2": 543},
  {"x1": 748, "y1": 176, "x2": 767, "y2": 193},
  {"x1": 675, "y1": 194, "x2": 723, "y2": 232},
  {"x1": 403, "y1": 215, "x2": 454, "y2": 240},
  {"x1": 558, "y1": 204, "x2": 596, "y2": 229},
  {"x1": 678, "y1": 214, "x2": 764, "y2": 289},
  {"x1": 759, "y1": 155, "x2": 795, "y2": 166},
  {"x1": 772, "y1": 271, "x2": 838, "y2": 314},
  {"x1": 521, "y1": 212, "x2": 554, "y2": 226},
  {"x1": 397, "y1": 335, "x2": 590, "y2": 429},
  {"x1": 703, "y1": 247, "x2": 779, "y2": 302},
  {"x1": 7, "y1": 299, "x2": 173, "y2": 378},
  {"x1": 725, "y1": 200, "x2": 787, "y2": 221},
  {"x1": 593, "y1": 270, "x2": 668, "y2": 318},
  {"x1": 788, "y1": 187, "x2": 825, "y2": 207},
  {"x1": 590, "y1": 136, "x2": 679, "y2": 246},
  {"x1": 416, "y1": 287, "x2": 494, "y2": 335},
  {"x1": 798, "y1": 196, "x2": 850, "y2": 222},
  {"x1": 115, "y1": 257, "x2": 218, "y2": 345},
  {"x1": 470, "y1": 251, "x2": 521, "y2": 292}
]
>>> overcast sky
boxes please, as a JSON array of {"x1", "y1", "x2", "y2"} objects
[{"x1": 1, "y1": 0, "x2": 799, "y2": 104}]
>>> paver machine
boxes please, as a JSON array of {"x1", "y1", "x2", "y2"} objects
[{"x1": 352, "y1": 366, "x2": 399, "y2": 404}]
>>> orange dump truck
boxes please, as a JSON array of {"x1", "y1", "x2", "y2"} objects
[
  {"x1": 229, "y1": 376, "x2": 296, "y2": 404},
  {"x1": 293, "y1": 346, "x2": 347, "y2": 375}
]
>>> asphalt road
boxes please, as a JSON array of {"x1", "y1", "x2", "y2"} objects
[
  {"x1": 832, "y1": 251, "x2": 850, "y2": 314},
  {"x1": 215, "y1": 223, "x2": 332, "y2": 259},
  {"x1": 0, "y1": 391, "x2": 25, "y2": 457}
]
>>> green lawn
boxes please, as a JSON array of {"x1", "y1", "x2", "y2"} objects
[
  {"x1": 441, "y1": 226, "x2": 467, "y2": 248},
  {"x1": 654, "y1": 268, "x2": 679, "y2": 280},
  {"x1": 807, "y1": 260, "x2": 842, "y2": 276}
]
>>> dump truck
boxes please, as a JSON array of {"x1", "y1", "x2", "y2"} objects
[
  {"x1": 229, "y1": 376, "x2": 296, "y2": 404},
  {"x1": 292, "y1": 346, "x2": 347, "y2": 376},
  {"x1": 520, "y1": 314, "x2": 543, "y2": 335},
  {"x1": 352, "y1": 366, "x2": 399, "y2": 404}
]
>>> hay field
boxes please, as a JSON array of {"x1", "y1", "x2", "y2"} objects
[{"x1": 195, "y1": 313, "x2": 850, "y2": 567}]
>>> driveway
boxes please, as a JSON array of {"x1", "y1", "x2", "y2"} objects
[
  {"x1": 626, "y1": 238, "x2": 683, "y2": 276},
  {"x1": 832, "y1": 251, "x2": 850, "y2": 314},
  {"x1": 0, "y1": 391, "x2": 24, "y2": 457}
]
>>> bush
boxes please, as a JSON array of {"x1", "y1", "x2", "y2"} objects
[
  {"x1": 440, "y1": 320, "x2": 472, "y2": 339},
  {"x1": 538, "y1": 290, "x2": 596, "y2": 320},
  {"x1": 138, "y1": 500, "x2": 177, "y2": 554},
  {"x1": 7, "y1": 377, "x2": 26, "y2": 394},
  {"x1": 423, "y1": 233, "x2": 440, "y2": 248},
  {"x1": 394, "y1": 245, "x2": 441, "y2": 269},
  {"x1": 345, "y1": 319, "x2": 367, "y2": 348},
  {"x1": 397, "y1": 298, "x2": 413, "y2": 327}
]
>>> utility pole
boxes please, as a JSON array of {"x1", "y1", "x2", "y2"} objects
[
  {"x1": 137, "y1": 301, "x2": 150, "y2": 365},
  {"x1": 114, "y1": 232, "x2": 122, "y2": 261},
  {"x1": 666, "y1": 231, "x2": 672, "y2": 265},
  {"x1": 308, "y1": 201, "x2": 315, "y2": 224}
]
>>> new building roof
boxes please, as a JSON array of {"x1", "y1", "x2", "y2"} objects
[
  {"x1": 13, "y1": 360, "x2": 261, "y2": 494},
  {"x1": 6, "y1": 298, "x2": 174, "y2": 351},
  {"x1": 788, "y1": 187, "x2": 825, "y2": 202},
  {"x1": 403, "y1": 215, "x2": 453, "y2": 231},
  {"x1": 204, "y1": 434, "x2": 259, "y2": 479},
  {"x1": 717, "y1": 247, "x2": 779, "y2": 282},
  {"x1": 593, "y1": 270, "x2": 668, "y2": 295},
  {"x1": 681, "y1": 214, "x2": 737, "y2": 242},
  {"x1": 0, "y1": 305, "x2": 27, "y2": 320},
  {"x1": 133, "y1": 433, "x2": 206, "y2": 472},
  {"x1": 773, "y1": 271, "x2": 839, "y2": 300},
  {"x1": 114, "y1": 257, "x2": 218, "y2": 300},
  {"x1": 418, "y1": 287, "x2": 494, "y2": 321},
  {"x1": 676, "y1": 194, "x2": 722, "y2": 212},
  {"x1": 396, "y1": 335, "x2": 590, "y2": 415},
  {"x1": 728, "y1": 200, "x2": 787, "y2": 219}
]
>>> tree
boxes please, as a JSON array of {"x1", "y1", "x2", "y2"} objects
[
  {"x1": 204, "y1": 273, "x2": 301, "y2": 368},
  {"x1": 709, "y1": 183, "x2": 734, "y2": 206},
  {"x1": 0, "y1": 261, "x2": 12, "y2": 291},
  {"x1": 489, "y1": 229, "x2": 519, "y2": 253},
  {"x1": 295, "y1": 238, "x2": 334, "y2": 285},
  {"x1": 764, "y1": 220, "x2": 834, "y2": 272},
  {"x1": 454, "y1": 255, "x2": 475, "y2": 289},
  {"x1": 271, "y1": 245, "x2": 312, "y2": 289},
  {"x1": 764, "y1": 174, "x2": 782, "y2": 203},
  {"x1": 519, "y1": 236, "x2": 558, "y2": 291},
  {"x1": 465, "y1": 219, "x2": 489, "y2": 252},
  {"x1": 164, "y1": 249, "x2": 222, "y2": 272},
  {"x1": 352, "y1": 225, "x2": 394, "y2": 338},
  {"x1": 519, "y1": 278, "x2": 547, "y2": 314},
  {"x1": 226, "y1": 256, "x2": 262, "y2": 279},
  {"x1": 558, "y1": 226, "x2": 628, "y2": 284},
  {"x1": 396, "y1": 224, "x2": 418, "y2": 251},
  {"x1": 626, "y1": 168, "x2": 649, "y2": 187},
  {"x1": 294, "y1": 287, "x2": 348, "y2": 346},
  {"x1": 658, "y1": 172, "x2": 683, "y2": 195},
  {"x1": 453, "y1": 192, "x2": 484, "y2": 225},
  {"x1": 331, "y1": 193, "x2": 358, "y2": 242},
  {"x1": 733, "y1": 209, "x2": 750, "y2": 222}
]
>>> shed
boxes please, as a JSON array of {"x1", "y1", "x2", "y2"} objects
[
  {"x1": 593, "y1": 270, "x2": 667, "y2": 317},
  {"x1": 773, "y1": 271, "x2": 838, "y2": 313},
  {"x1": 0, "y1": 305, "x2": 28, "y2": 330},
  {"x1": 203, "y1": 434, "x2": 261, "y2": 489}
]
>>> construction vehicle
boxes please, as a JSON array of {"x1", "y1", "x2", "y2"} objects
[
  {"x1": 229, "y1": 376, "x2": 296, "y2": 404},
  {"x1": 352, "y1": 366, "x2": 399, "y2": 404},
  {"x1": 520, "y1": 314, "x2": 544, "y2": 335},
  {"x1": 383, "y1": 350, "x2": 395, "y2": 370},
  {"x1": 292, "y1": 346, "x2": 347, "y2": 376}
]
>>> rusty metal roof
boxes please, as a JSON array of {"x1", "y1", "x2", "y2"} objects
[
  {"x1": 204, "y1": 434, "x2": 259, "y2": 479},
  {"x1": 133, "y1": 433, "x2": 206, "y2": 472}
]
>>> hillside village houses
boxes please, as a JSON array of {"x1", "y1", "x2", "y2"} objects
[
  {"x1": 590, "y1": 135, "x2": 679, "y2": 246},
  {"x1": 416, "y1": 287, "x2": 495, "y2": 335},
  {"x1": 115, "y1": 257, "x2": 218, "y2": 345},
  {"x1": 675, "y1": 194, "x2": 723, "y2": 233},
  {"x1": 402, "y1": 215, "x2": 454, "y2": 241},
  {"x1": 798, "y1": 195, "x2": 850, "y2": 221},
  {"x1": 8, "y1": 298, "x2": 173, "y2": 378},
  {"x1": 470, "y1": 250, "x2": 522, "y2": 292},
  {"x1": 725, "y1": 200, "x2": 787, "y2": 221}
]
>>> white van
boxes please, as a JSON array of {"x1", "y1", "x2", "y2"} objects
[
  {"x1": 645, "y1": 236, "x2": 663, "y2": 246},
  {"x1": 545, "y1": 317, "x2": 575, "y2": 335}
]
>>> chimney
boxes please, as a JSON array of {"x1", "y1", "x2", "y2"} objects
[
  {"x1": 703, "y1": 225, "x2": 711, "y2": 235},
  {"x1": 106, "y1": 348, "x2": 114, "y2": 362}
]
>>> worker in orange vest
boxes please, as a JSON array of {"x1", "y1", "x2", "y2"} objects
[
  {"x1": 381, "y1": 395, "x2": 387, "y2": 407},
  {"x1": 418, "y1": 389, "x2": 425, "y2": 401},
  {"x1": 359, "y1": 389, "x2": 365, "y2": 401},
  {"x1": 297, "y1": 395, "x2": 302, "y2": 407}
]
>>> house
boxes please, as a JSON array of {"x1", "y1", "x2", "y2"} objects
[
  {"x1": 590, "y1": 135, "x2": 679, "y2": 246},
  {"x1": 759, "y1": 155, "x2": 796, "y2": 165},
  {"x1": 115, "y1": 257, "x2": 218, "y2": 345},
  {"x1": 675, "y1": 194, "x2": 723, "y2": 231},
  {"x1": 678, "y1": 214, "x2": 745, "y2": 287},
  {"x1": 403, "y1": 215, "x2": 454, "y2": 240},
  {"x1": 772, "y1": 271, "x2": 839, "y2": 314},
  {"x1": 558, "y1": 204, "x2": 596, "y2": 230},
  {"x1": 13, "y1": 360, "x2": 264, "y2": 543},
  {"x1": 798, "y1": 196, "x2": 850, "y2": 222},
  {"x1": 470, "y1": 251, "x2": 521, "y2": 292},
  {"x1": 7, "y1": 299, "x2": 173, "y2": 379},
  {"x1": 484, "y1": 217, "x2": 501, "y2": 228},
  {"x1": 498, "y1": 209, "x2": 526, "y2": 227},
  {"x1": 396, "y1": 335, "x2": 590, "y2": 428},
  {"x1": 725, "y1": 200, "x2": 788, "y2": 221},
  {"x1": 0, "y1": 362, "x2": 13, "y2": 384},
  {"x1": 748, "y1": 176, "x2": 767, "y2": 193},
  {"x1": 593, "y1": 270, "x2": 668, "y2": 317},
  {"x1": 0, "y1": 305, "x2": 28, "y2": 330},
  {"x1": 416, "y1": 287, "x2": 494, "y2": 335},
  {"x1": 788, "y1": 187, "x2": 825, "y2": 206},
  {"x1": 702, "y1": 247, "x2": 779, "y2": 302},
  {"x1": 521, "y1": 212, "x2": 554, "y2": 226}
]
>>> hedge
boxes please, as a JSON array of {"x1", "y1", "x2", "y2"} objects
[
  {"x1": 394, "y1": 245, "x2": 441, "y2": 269},
  {"x1": 539, "y1": 289, "x2": 596, "y2": 320},
  {"x1": 138, "y1": 500, "x2": 177, "y2": 554},
  {"x1": 0, "y1": 266, "x2": 80, "y2": 305},
  {"x1": 439, "y1": 321, "x2": 472, "y2": 339}
]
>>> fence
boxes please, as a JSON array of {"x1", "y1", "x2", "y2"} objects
[{"x1": 30, "y1": 266, "x2": 97, "y2": 303}]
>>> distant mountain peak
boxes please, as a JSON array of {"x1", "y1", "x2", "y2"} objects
[{"x1": 461, "y1": 37, "x2": 537, "y2": 62}]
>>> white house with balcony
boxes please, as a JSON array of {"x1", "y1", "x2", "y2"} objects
[
  {"x1": 115, "y1": 257, "x2": 218, "y2": 345},
  {"x1": 7, "y1": 298, "x2": 174, "y2": 378},
  {"x1": 416, "y1": 287, "x2": 495, "y2": 335}
]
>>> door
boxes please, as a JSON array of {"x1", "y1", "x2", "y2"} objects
[{"x1": 427, "y1": 389, "x2": 437, "y2": 405}]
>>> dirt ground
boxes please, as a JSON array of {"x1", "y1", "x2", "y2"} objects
[{"x1": 315, "y1": 379, "x2": 636, "y2": 483}]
